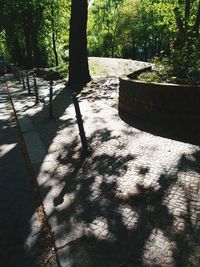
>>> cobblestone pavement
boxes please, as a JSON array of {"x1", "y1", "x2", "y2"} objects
[{"x1": 6, "y1": 63, "x2": 200, "y2": 267}]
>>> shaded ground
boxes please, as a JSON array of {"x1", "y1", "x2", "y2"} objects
[
  {"x1": 0, "y1": 78, "x2": 57, "y2": 266},
  {"x1": 5, "y1": 58, "x2": 200, "y2": 267}
]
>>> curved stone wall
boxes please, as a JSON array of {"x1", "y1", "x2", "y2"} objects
[{"x1": 119, "y1": 76, "x2": 200, "y2": 122}]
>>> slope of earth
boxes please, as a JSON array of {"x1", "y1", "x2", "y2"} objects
[{"x1": 89, "y1": 57, "x2": 151, "y2": 77}]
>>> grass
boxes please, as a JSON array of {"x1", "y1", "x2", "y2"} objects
[
  {"x1": 89, "y1": 63, "x2": 107, "y2": 76},
  {"x1": 35, "y1": 63, "x2": 68, "y2": 80},
  {"x1": 35, "y1": 59, "x2": 108, "y2": 80}
]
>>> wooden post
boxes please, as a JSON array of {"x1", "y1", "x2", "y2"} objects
[
  {"x1": 33, "y1": 74, "x2": 39, "y2": 104},
  {"x1": 26, "y1": 73, "x2": 31, "y2": 95},
  {"x1": 21, "y1": 72, "x2": 26, "y2": 91},
  {"x1": 71, "y1": 93, "x2": 89, "y2": 154},
  {"x1": 49, "y1": 80, "x2": 54, "y2": 118}
]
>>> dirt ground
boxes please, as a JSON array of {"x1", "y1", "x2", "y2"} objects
[{"x1": 89, "y1": 57, "x2": 151, "y2": 77}]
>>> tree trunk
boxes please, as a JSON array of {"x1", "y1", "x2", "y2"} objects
[
  {"x1": 23, "y1": 8, "x2": 33, "y2": 67},
  {"x1": 111, "y1": 36, "x2": 115, "y2": 58},
  {"x1": 132, "y1": 41, "x2": 136, "y2": 60},
  {"x1": 174, "y1": 2, "x2": 200, "y2": 47},
  {"x1": 144, "y1": 42, "x2": 148, "y2": 61},
  {"x1": 52, "y1": 31, "x2": 58, "y2": 66},
  {"x1": 68, "y1": 0, "x2": 91, "y2": 86},
  {"x1": 51, "y1": 3, "x2": 59, "y2": 66},
  {"x1": 24, "y1": 31, "x2": 32, "y2": 67}
]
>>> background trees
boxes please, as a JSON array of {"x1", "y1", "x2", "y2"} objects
[
  {"x1": 0, "y1": 0, "x2": 70, "y2": 68},
  {"x1": 170, "y1": 0, "x2": 200, "y2": 80},
  {"x1": 0, "y1": 0, "x2": 48, "y2": 67},
  {"x1": 88, "y1": 0, "x2": 124, "y2": 58},
  {"x1": 0, "y1": 0, "x2": 199, "y2": 77},
  {"x1": 88, "y1": 0, "x2": 199, "y2": 62}
]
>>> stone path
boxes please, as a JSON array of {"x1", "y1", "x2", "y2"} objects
[
  {"x1": 0, "y1": 78, "x2": 57, "y2": 267},
  {"x1": 4, "y1": 59, "x2": 200, "y2": 267}
]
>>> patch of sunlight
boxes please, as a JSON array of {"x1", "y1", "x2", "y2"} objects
[
  {"x1": 24, "y1": 211, "x2": 42, "y2": 249},
  {"x1": 0, "y1": 143, "x2": 17, "y2": 157},
  {"x1": 119, "y1": 205, "x2": 138, "y2": 230},
  {"x1": 90, "y1": 217, "x2": 111, "y2": 240},
  {"x1": 143, "y1": 228, "x2": 176, "y2": 267},
  {"x1": 89, "y1": 63, "x2": 107, "y2": 76}
]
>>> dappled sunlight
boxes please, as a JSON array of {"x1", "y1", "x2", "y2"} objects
[
  {"x1": 143, "y1": 228, "x2": 176, "y2": 267},
  {"x1": 24, "y1": 211, "x2": 42, "y2": 251},
  {"x1": 119, "y1": 205, "x2": 139, "y2": 230},
  {"x1": 4, "y1": 70, "x2": 200, "y2": 266},
  {"x1": 90, "y1": 217, "x2": 110, "y2": 240},
  {"x1": 1, "y1": 0, "x2": 199, "y2": 265}
]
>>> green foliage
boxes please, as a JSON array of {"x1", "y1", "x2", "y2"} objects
[
  {"x1": 0, "y1": 0, "x2": 199, "y2": 87},
  {"x1": 88, "y1": 0, "x2": 178, "y2": 60},
  {"x1": 88, "y1": 0, "x2": 124, "y2": 57},
  {"x1": 169, "y1": 37, "x2": 200, "y2": 84},
  {"x1": 0, "y1": 0, "x2": 70, "y2": 67},
  {"x1": 138, "y1": 38, "x2": 200, "y2": 85},
  {"x1": 35, "y1": 63, "x2": 68, "y2": 80},
  {"x1": 44, "y1": 0, "x2": 70, "y2": 66}
]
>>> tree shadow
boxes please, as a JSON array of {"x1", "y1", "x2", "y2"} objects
[
  {"x1": 2, "y1": 75, "x2": 82, "y2": 265},
  {"x1": 5, "y1": 73, "x2": 200, "y2": 267},
  {"x1": 0, "y1": 86, "x2": 48, "y2": 266},
  {"x1": 51, "y1": 132, "x2": 200, "y2": 267}
]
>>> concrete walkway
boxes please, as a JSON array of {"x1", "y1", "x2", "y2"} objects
[
  {"x1": 4, "y1": 59, "x2": 200, "y2": 267},
  {"x1": 0, "y1": 78, "x2": 57, "y2": 266}
]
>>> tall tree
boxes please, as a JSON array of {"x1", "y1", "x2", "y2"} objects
[
  {"x1": 174, "y1": 0, "x2": 200, "y2": 47},
  {"x1": 50, "y1": 1, "x2": 59, "y2": 66},
  {"x1": 68, "y1": 0, "x2": 91, "y2": 86},
  {"x1": 88, "y1": 0, "x2": 124, "y2": 58}
]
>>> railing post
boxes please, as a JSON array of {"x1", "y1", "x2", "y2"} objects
[
  {"x1": 49, "y1": 80, "x2": 54, "y2": 118},
  {"x1": 26, "y1": 73, "x2": 31, "y2": 95},
  {"x1": 33, "y1": 73, "x2": 39, "y2": 104},
  {"x1": 71, "y1": 93, "x2": 89, "y2": 155},
  {"x1": 17, "y1": 71, "x2": 21, "y2": 84},
  {"x1": 21, "y1": 72, "x2": 26, "y2": 91}
]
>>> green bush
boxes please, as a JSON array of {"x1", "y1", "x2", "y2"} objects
[
  {"x1": 34, "y1": 63, "x2": 68, "y2": 80},
  {"x1": 138, "y1": 36, "x2": 200, "y2": 86},
  {"x1": 169, "y1": 36, "x2": 200, "y2": 85}
]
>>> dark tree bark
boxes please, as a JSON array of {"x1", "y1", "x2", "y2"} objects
[
  {"x1": 144, "y1": 41, "x2": 148, "y2": 61},
  {"x1": 13, "y1": 39, "x2": 23, "y2": 65},
  {"x1": 23, "y1": 7, "x2": 33, "y2": 67},
  {"x1": 50, "y1": 2, "x2": 58, "y2": 66},
  {"x1": 132, "y1": 41, "x2": 136, "y2": 60},
  {"x1": 32, "y1": 5, "x2": 45, "y2": 67},
  {"x1": 68, "y1": 0, "x2": 91, "y2": 86}
]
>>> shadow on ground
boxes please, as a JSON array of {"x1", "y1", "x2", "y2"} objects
[
  {"x1": 6, "y1": 75, "x2": 200, "y2": 267},
  {"x1": 49, "y1": 129, "x2": 200, "y2": 267},
  {"x1": 0, "y1": 83, "x2": 46, "y2": 266},
  {"x1": 119, "y1": 111, "x2": 200, "y2": 146}
]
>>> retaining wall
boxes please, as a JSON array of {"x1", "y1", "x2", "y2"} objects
[{"x1": 119, "y1": 76, "x2": 200, "y2": 121}]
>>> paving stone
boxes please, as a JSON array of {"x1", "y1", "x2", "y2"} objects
[
  {"x1": 7, "y1": 70, "x2": 200, "y2": 267},
  {"x1": 0, "y1": 80, "x2": 58, "y2": 266}
]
